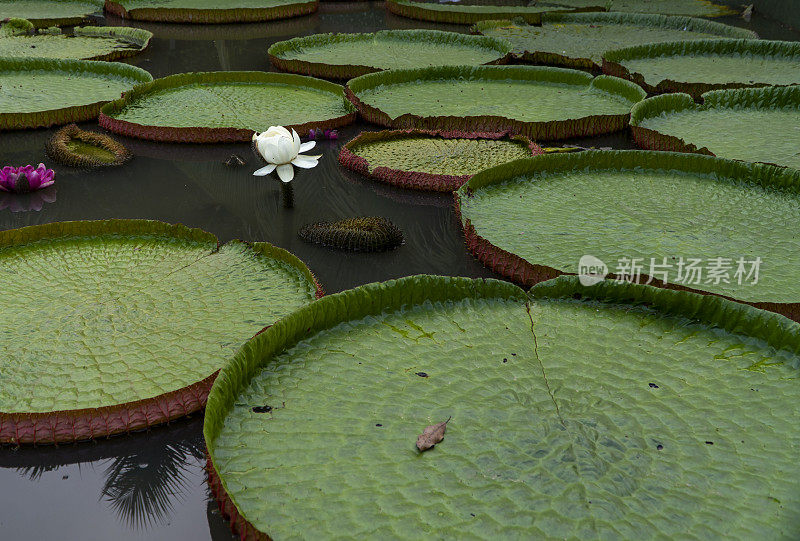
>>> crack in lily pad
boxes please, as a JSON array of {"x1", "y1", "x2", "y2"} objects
[
  {"x1": 346, "y1": 65, "x2": 645, "y2": 140},
  {"x1": 204, "y1": 274, "x2": 800, "y2": 539},
  {"x1": 104, "y1": 0, "x2": 318, "y2": 23},
  {"x1": 630, "y1": 86, "x2": 800, "y2": 170},
  {"x1": 473, "y1": 12, "x2": 757, "y2": 71},
  {"x1": 268, "y1": 30, "x2": 513, "y2": 79},
  {"x1": 0, "y1": 25, "x2": 152, "y2": 61},
  {"x1": 534, "y1": 0, "x2": 735, "y2": 17},
  {"x1": 0, "y1": 220, "x2": 320, "y2": 444},
  {"x1": 0, "y1": 0, "x2": 104, "y2": 27}
]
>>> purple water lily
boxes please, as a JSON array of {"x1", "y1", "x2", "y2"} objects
[
  {"x1": 0, "y1": 164, "x2": 56, "y2": 193},
  {"x1": 306, "y1": 129, "x2": 339, "y2": 141}
]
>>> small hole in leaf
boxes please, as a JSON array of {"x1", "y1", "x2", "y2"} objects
[
  {"x1": 416, "y1": 372, "x2": 428, "y2": 378},
  {"x1": 705, "y1": 441, "x2": 714, "y2": 445},
  {"x1": 252, "y1": 405, "x2": 272, "y2": 413},
  {"x1": 375, "y1": 424, "x2": 383, "y2": 427},
  {"x1": 656, "y1": 444, "x2": 663, "y2": 451},
  {"x1": 649, "y1": 383, "x2": 659, "y2": 388}
]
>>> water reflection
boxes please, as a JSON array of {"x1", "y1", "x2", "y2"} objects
[{"x1": 0, "y1": 186, "x2": 57, "y2": 213}]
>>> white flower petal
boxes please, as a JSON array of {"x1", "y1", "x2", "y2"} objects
[
  {"x1": 291, "y1": 154, "x2": 320, "y2": 169},
  {"x1": 261, "y1": 140, "x2": 282, "y2": 164},
  {"x1": 291, "y1": 129, "x2": 301, "y2": 154},
  {"x1": 265, "y1": 126, "x2": 291, "y2": 138},
  {"x1": 253, "y1": 163, "x2": 277, "y2": 176},
  {"x1": 276, "y1": 164, "x2": 294, "y2": 183},
  {"x1": 274, "y1": 136, "x2": 297, "y2": 164},
  {"x1": 298, "y1": 140, "x2": 316, "y2": 152}
]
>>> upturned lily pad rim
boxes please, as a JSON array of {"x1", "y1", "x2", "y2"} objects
[
  {"x1": 99, "y1": 70, "x2": 357, "y2": 143},
  {"x1": 629, "y1": 85, "x2": 800, "y2": 162},
  {"x1": 345, "y1": 64, "x2": 646, "y2": 141},
  {"x1": 3, "y1": 0, "x2": 104, "y2": 28},
  {"x1": 472, "y1": 12, "x2": 758, "y2": 71},
  {"x1": 385, "y1": 0, "x2": 601, "y2": 25},
  {"x1": 103, "y1": 0, "x2": 319, "y2": 23},
  {"x1": 0, "y1": 56, "x2": 153, "y2": 130},
  {"x1": 268, "y1": 29, "x2": 514, "y2": 79},
  {"x1": 45, "y1": 123, "x2": 132, "y2": 168},
  {"x1": 339, "y1": 128, "x2": 543, "y2": 192},
  {"x1": 0, "y1": 219, "x2": 323, "y2": 445},
  {"x1": 455, "y1": 149, "x2": 800, "y2": 321},
  {"x1": 0, "y1": 25, "x2": 153, "y2": 61},
  {"x1": 204, "y1": 272, "x2": 800, "y2": 539},
  {"x1": 603, "y1": 39, "x2": 800, "y2": 99}
]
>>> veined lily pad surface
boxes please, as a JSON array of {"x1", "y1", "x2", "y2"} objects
[
  {"x1": 339, "y1": 129, "x2": 541, "y2": 191},
  {"x1": 385, "y1": 0, "x2": 585, "y2": 25},
  {"x1": 99, "y1": 71, "x2": 356, "y2": 143},
  {"x1": 0, "y1": 25, "x2": 153, "y2": 61},
  {"x1": 0, "y1": 220, "x2": 320, "y2": 444},
  {"x1": 457, "y1": 150, "x2": 800, "y2": 316},
  {"x1": 473, "y1": 13, "x2": 757, "y2": 70},
  {"x1": 0, "y1": 57, "x2": 152, "y2": 130},
  {"x1": 268, "y1": 30, "x2": 513, "y2": 79},
  {"x1": 346, "y1": 65, "x2": 645, "y2": 140},
  {"x1": 536, "y1": 0, "x2": 735, "y2": 17},
  {"x1": 205, "y1": 274, "x2": 800, "y2": 539},
  {"x1": 104, "y1": 0, "x2": 318, "y2": 23},
  {"x1": 630, "y1": 86, "x2": 800, "y2": 170},
  {"x1": 0, "y1": 0, "x2": 103, "y2": 27},
  {"x1": 604, "y1": 39, "x2": 800, "y2": 98}
]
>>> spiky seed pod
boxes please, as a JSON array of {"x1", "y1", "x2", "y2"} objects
[
  {"x1": 299, "y1": 217, "x2": 404, "y2": 252},
  {"x1": 46, "y1": 124, "x2": 132, "y2": 169}
]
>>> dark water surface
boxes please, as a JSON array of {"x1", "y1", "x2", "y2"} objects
[{"x1": 0, "y1": 2, "x2": 797, "y2": 539}]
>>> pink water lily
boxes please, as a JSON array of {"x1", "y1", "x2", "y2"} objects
[
  {"x1": 252, "y1": 126, "x2": 321, "y2": 183},
  {"x1": 0, "y1": 163, "x2": 56, "y2": 193}
]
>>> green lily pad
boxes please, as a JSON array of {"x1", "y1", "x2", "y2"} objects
[
  {"x1": 268, "y1": 30, "x2": 513, "y2": 79},
  {"x1": 457, "y1": 150, "x2": 800, "y2": 315},
  {"x1": 473, "y1": 13, "x2": 757, "y2": 71},
  {"x1": 604, "y1": 39, "x2": 800, "y2": 99},
  {"x1": 0, "y1": 220, "x2": 320, "y2": 444},
  {"x1": 630, "y1": 86, "x2": 800, "y2": 170},
  {"x1": 536, "y1": 0, "x2": 735, "y2": 17},
  {"x1": 205, "y1": 274, "x2": 800, "y2": 539},
  {"x1": 104, "y1": 0, "x2": 318, "y2": 23},
  {"x1": 339, "y1": 129, "x2": 540, "y2": 191},
  {"x1": 385, "y1": 0, "x2": 593, "y2": 25},
  {"x1": 99, "y1": 71, "x2": 356, "y2": 143},
  {"x1": 0, "y1": 57, "x2": 152, "y2": 130},
  {"x1": 346, "y1": 65, "x2": 645, "y2": 140},
  {"x1": 0, "y1": 0, "x2": 103, "y2": 27},
  {"x1": 0, "y1": 25, "x2": 152, "y2": 61}
]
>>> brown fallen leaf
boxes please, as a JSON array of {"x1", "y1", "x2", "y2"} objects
[{"x1": 416, "y1": 416, "x2": 451, "y2": 452}]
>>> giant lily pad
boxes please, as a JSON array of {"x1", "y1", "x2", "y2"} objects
[
  {"x1": 339, "y1": 129, "x2": 541, "y2": 191},
  {"x1": 0, "y1": 24, "x2": 152, "y2": 61},
  {"x1": 535, "y1": 0, "x2": 736, "y2": 17},
  {"x1": 0, "y1": 57, "x2": 152, "y2": 130},
  {"x1": 346, "y1": 65, "x2": 645, "y2": 140},
  {"x1": 384, "y1": 0, "x2": 594, "y2": 25},
  {"x1": 0, "y1": 220, "x2": 321, "y2": 444},
  {"x1": 456, "y1": 150, "x2": 800, "y2": 319},
  {"x1": 630, "y1": 86, "x2": 800, "y2": 170},
  {"x1": 268, "y1": 30, "x2": 513, "y2": 79},
  {"x1": 0, "y1": 0, "x2": 104, "y2": 27},
  {"x1": 473, "y1": 13, "x2": 757, "y2": 71},
  {"x1": 99, "y1": 71, "x2": 356, "y2": 143},
  {"x1": 604, "y1": 39, "x2": 800, "y2": 99},
  {"x1": 104, "y1": 0, "x2": 318, "y2": 23},
  {"x1": 205, "y1": 274, "x2": 800, "y2": 539}
]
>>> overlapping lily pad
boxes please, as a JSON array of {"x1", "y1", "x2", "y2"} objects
[
  {"x1": 384, "y1": 0, "x2": 593, "y2": 25},
  {"x1": 268, "y1": 30, "x2": 513, "y2": 79},
  {"x1": 99, "y1": 71, "x2": 356, "y2": 143},
  {"x1": 104, "y1": 0, "x2": 318, "y2": 23},
  {"x1": 473, "y1": 13, "x2": 757, "y2": 71},
  {"x1": 630, "y1": 86, "x2": 800, "y2": 170},
  {"x1": 0, "y1": 220, "x2": 321, "y2": 444},
  {"x1": 457, "y1": 150, "x2": 800, "y2": 319},
  {"x1": 536, "y1": 0, "x2": 735, "y2": 17},
  {"x1": 205, "y1": 274, "x2": 800, "y2": 539},
  {"x1": 604, "y1": 39, "x2": 800, "y2": 99},
  {"x1": 339, "y1": 129, "x2": 541, "y2": 191},
  {"x1": 0, "y1": 0, "x2": 103, "y2": 27},
  {"x1": 0, "y1": 24, "x2": 152, "y2": 61},
  {"x1": 0, "y1": 57, "x2": 152, "y2": 130},
  {"x1": 346, "y1": 65, "x2": 645, "y2": 140}
]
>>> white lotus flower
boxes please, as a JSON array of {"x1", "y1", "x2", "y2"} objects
[{"x1": 252, "y1": 126, "x2": 321, "y2": 183}]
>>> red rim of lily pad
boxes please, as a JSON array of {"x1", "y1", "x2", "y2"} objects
[
  {"x1": 98, "y1": 71, "x2": 357, "y2": 143},
  {"x1": 338, "y1": 129, "x2": 544, "y2": 192},
  {"x1": 103, "y1": 0, "x2": 318, "y2": 23},
  {"x1": 0, "y1": 220, "x2": 324, "y2": 445},
  {"x1": 206, "y1": 451, "x2": 269, "y2": 541}
]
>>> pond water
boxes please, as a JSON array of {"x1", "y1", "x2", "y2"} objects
[{"x1": 0, "y1": 2, "x2": 797, "y2": 539}]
